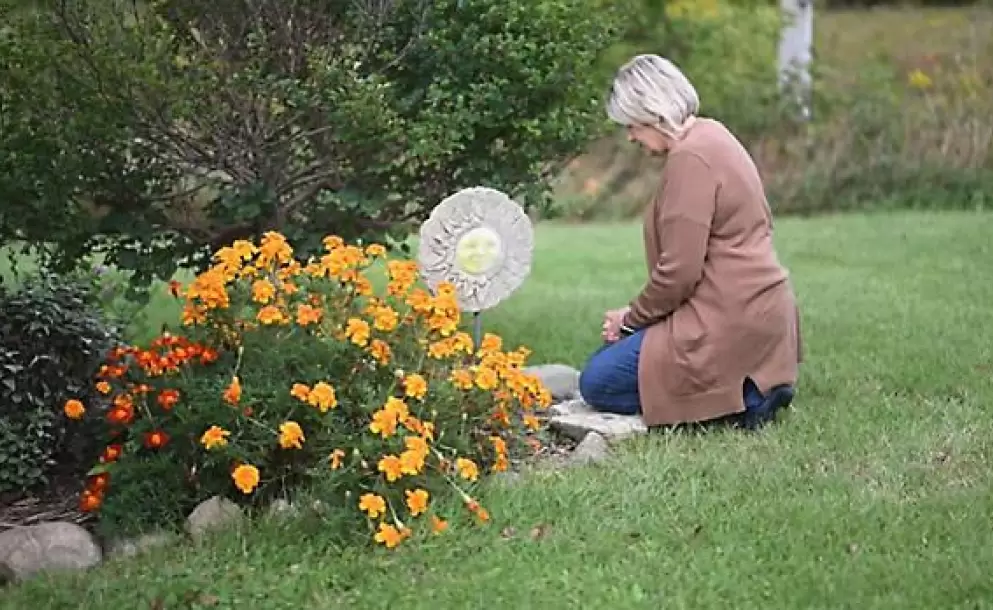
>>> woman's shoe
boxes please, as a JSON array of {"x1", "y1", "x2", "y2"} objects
[{"x1": 741, "y1": 384, "x2": 795, "y2": 430}]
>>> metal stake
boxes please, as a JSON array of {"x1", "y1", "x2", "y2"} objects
[{"x1": 472, "y1": 311, "x2": 483, "y2": 353}]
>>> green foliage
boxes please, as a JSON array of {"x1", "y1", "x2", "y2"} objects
[
  {"x1": 0, "y1": 0, "x2": 621, "y2": 291},
  {"x1": 0, "y1": 272, "x2": 121, "y2": 494}
]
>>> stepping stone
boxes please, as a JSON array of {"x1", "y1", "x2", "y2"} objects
[
  {"x1": 568, "y1": 432, "x2": 611, "y2": 466},
  {"x1": 524, "y1": 363, "x2": 581, "y2": 401},
  {"x1": 548, "y1": 399, "x2": 647, "y2": 441}
]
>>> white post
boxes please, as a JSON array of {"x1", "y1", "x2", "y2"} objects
[{"x1": 777, "y1": 0, "x2": 814, "y2": 121}]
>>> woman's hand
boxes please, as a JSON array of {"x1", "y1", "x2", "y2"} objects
[{"x1": 601, "y1": 307, "x2": 630, "y2": 343}]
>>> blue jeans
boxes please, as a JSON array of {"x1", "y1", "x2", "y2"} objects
[{"x1": 578, "y1": 331, "x2": 767, "y2": 417}]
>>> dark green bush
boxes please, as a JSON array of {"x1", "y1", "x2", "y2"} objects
[{"x1": 0, "y1": 272, "x2": 122, "y2": 494}]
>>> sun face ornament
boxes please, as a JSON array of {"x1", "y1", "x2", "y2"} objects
[{"x1": 418, "y1": 187, "x2": 535, "y2": 342}]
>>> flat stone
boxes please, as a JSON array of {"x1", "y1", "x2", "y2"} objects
[
  {"x1": 568, "y1": 432, "x2": 611, "y2": 466},
  {"x1": 266, "y1": 498, "x2": 298, "y2": 519},
  {"x1": 549, "y1": 404, "x2": 647, "y2": 442},
  {"x1": 524, "y1": 364, "x2": 581, "y2": 401},
  {"x1": 185, "y1": 496, "x2": 244, "y2": 541},
  {"x1": 0, "y1": 522, "x2": 102, "y2": 582}
]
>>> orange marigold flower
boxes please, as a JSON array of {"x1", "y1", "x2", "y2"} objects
[
  {"x1": 449, "y1": 369, "x2": 474, "y2": 390},
  {"x1": 370, "y1": 408, "x2": 399, "y2": 439},
  {"x1": 157, "y1": 389, "x2": 180, "y2": 410},
  {"x1": 402, "y1": 374, "x2": 428, "y2": 400},
  {"x1": 358, "y1": 493, "x2": 387, "y2": 519},
  {"x1": 455, "y1": 457, "x2": 479, "y2": 482},
  {"x1": 377, "y1": 454, "x2": 404, "y2": 482},
  {"x1": 143, "y1": 430, "x2": 170, "y2": 449},
  {"x1": 344, "y1": 318, "x2": 371, "y2": 347},
  {"x1": 365, "y1": 243, "x2": 387, "y2": 257},
  {"x1": 278, "y1": 421, "x2": 305, "y2": 449},
  {"x1": 200, "y1": 425, "x2": 231, "y2": 450},
  {"x1": 295, "y1": 303, "x2": 323, "y2": 326},
  {"x1": 257, "y1": 304, "x2": 288, "y2": 325},
  {"x1": 329, "y1": 448, "x2": 345, "y2": 470},
  {"x1": 63, "y1": 399, "x2": 85, "y2": 420},
  {"x1": 399, "y1": 449, "x2": 426, "y2": 476},
  {"x1": 368, "y1": 339, "x2": 392, "y2": 366},
  {"x1": 258, "y1": 231, "x2": 293, "y2": 266},
  {"x1": 474, "y1": 366, "x2": 499, "y2": 391},
  {"x1": 307, "y1": 381, "x2": 337, "y2": 412},
  {"x1": 371, "y1": 305, "x2": 399, "y2": 332},
  {"x1": 374, "y1": 522, "x2": 406, "y2": 549},
  {"x1": 231, "y1": 463, "x2": 261, "y2": 494},
  {"x1": 405, "y1": 489, "x2": 430, "y2": 516},
  {"x1": 290, "y1": 383, "x2": 311, "y2": 402},
  {"x1": 79, "y1": 489, "x2": 102, "y2": 513},
  {"x1": 251, "y1": 278, "x2": 277, "y2": 304},
  {"x1": 223, "y1": 376, "x2": 242, "y2": 405},
  {"x1": 478, "y1": 333, "x2": 503, "y2": 354},
  {"x1": 95, "y1": 381, "x2": 112, "y2": 395},
  {"x1": 523, "y1": 414, "x2": 541, "y2": 431},
  {"x1": 100, "y1": 444, "x2": 123, "y2": 463},
  {"x1": 428, "y1": 339, "x2": 455, "y2": 360},
  {"x1": 430, "y1": 515, "x2": 449, "y2": 534}
]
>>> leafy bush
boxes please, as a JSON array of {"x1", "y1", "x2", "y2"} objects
[
  {"x1": 0, "y1": 273, "x2": 121, "y2": 494},
  {"x1": 1, "y1": 0, "x2": 621, "y2": 289},
  {"x1": 67, "y1": 233, "x2": 552, "y2": 545}
]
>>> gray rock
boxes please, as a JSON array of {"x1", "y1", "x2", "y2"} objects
[
  {"x1": 568, "y1": 432, "x2": 611, "y2": 466},
  {"x1": 549, "y1": 400, "x2": 647, "y2": 441},
  {"x1": 0, "y1": 522, "x2": 102, "y2": 582},
  {"x1": 266, "y1": 498, "x2": 298, "y2": 519},
  {"x1": 525, "y1": 364, "x2": 581, "y2": 401},
  {"x1": 185, "y1": 496, "x2": 244, "y2": 540},
  {"x1": 106, "y1": 532, "x2": 175, "y2": 560}
]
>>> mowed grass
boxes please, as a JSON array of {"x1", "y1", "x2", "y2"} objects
[{"x1": 4, "y1": 210, "x2": 993, "y2": 609}]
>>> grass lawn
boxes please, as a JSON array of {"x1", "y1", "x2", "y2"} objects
[{"x1": 4, "y1": 210, "x2": 993, "y2": 609}]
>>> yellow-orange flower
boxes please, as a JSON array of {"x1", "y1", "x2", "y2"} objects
[
  {"x1": 223, "y1": 376, "x2": 242, "y2": 405},
  {"x1": 368, "y1": 339, "x2": 392, "y2": 365},
  {"x1": 365, "y1": 243, "x2": 387, "y2": 257},
  {"x1": 358, "y1": 493, "x2": 387, "y2": 519},
  {"x1": 474, "y1": 366, "x2": 499, "y2": 391},
  {"x1": 399, "y1": 448, "x2": 426, "y2": 476},
  {"x1": 295, "y1": 303, "x2": 323, "y2": 326},
  {"x1": 95, "y1": 381, "x2": 112, "y2": 395},
  {"x1": 455, "y1": 457, "x2": 479, "y2": 482},
  {"x1": 232, "y1": 464, "x2": 260, "y2": 494},
  {"x1": 378, "y1": 454, "x2": 404, "y2": 482},
  {"x1": 428, "y1": 339, "x2": 455, "y2": 360},
  {"x1": 374, "y1": 522, "x2": 406, "y2": 548},
  {"x1": 251, "y1": 278, "x2": 276, "y2": 304},
  {"x1": 371, "y1": 305, "x2": 399, "y2": 332},
  {"x1": 257, "y1": 305, "x2": 288, "y2": 325},
  {"x1": 478, "y1": 333, "x2": 503, "y2": 354},
  {"x1": 431, "y1": 515, "x2": 449, "y2": 534},
  {"x1": 345, "y1": 318, "x2": 371, "y2": 347},
  {"x1": 449, "y1": 369, "x2": 474, "y2": 390},
  {"x1": 278, "y1": 421, "x2": 305, "y2": 449},
  {"x1": 63, "y1": 399, "x2": 85, "y2": 420},
  {"x1": 403, "y1": 373, "x2": 428, "y2": 400},
  {"x1": 290, "y1": 383, "x2": 311, "y2": 402},
  {"x1": 307, "y1": 381, "x2": 338, "y2": 412},
  {"x1": 329, "y1": 448, "x2": 345, "y2": 469},
  {"x1": 405, "y1": 489, "x2": 430, "y2": 516},
  {"x1": 370, "y1": 408, "x2": 399, "y2": 438},
  {"x1": 258, "y1": 231, "x2": 293, "y2": 266},
  {"x1": 200, "y1": 425, "x2": 231, "y2": 450}
]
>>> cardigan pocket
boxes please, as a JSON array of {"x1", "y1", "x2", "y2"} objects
[{"x1": 666, "y1": 308, "x2": 718, "y2": 396}]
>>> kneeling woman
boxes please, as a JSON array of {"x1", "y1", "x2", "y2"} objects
[{"x1": 580, "y1": 54, "x2": 803, "y2": 429}]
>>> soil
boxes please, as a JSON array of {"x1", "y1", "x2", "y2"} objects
[{"x1": 0, "y1": 468, "x2": 93, "y2": 534}]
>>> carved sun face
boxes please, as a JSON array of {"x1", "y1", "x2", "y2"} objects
[
  {"x1": 417, "y1": 187, "x2": 534, "y2": 313},
  {"x1": 454, "y1": 227, "x2": 503, "y2": 276}
]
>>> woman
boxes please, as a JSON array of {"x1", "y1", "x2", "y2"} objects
[{"x1": 578, "y1": 54, "x2": 803, "y2": 430}]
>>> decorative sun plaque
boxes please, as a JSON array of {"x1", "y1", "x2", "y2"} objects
[{"x1": 418, "y1": 187, "x2": 534, "y2": 313}]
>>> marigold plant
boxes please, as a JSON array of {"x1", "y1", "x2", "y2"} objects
[{"x1": 66, "y1": 232, "x2": 551, "y2": 546}]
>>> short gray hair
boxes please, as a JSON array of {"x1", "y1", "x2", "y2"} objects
[{"x1": 606, "y1": 54, "x2": 700, "y2": 138}]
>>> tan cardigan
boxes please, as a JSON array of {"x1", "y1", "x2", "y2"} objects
[{"x1": 621, "y1": 118, "x2": 803, "y2": 426}]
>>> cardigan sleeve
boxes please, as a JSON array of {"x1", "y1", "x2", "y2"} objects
[{"x1": 623, "y1": 152, "x2": 718, "y2": 329}]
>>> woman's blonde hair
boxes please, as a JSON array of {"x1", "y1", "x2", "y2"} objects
[{"x1": 606, "y1": 54, "x2": 700, "y2": 139}]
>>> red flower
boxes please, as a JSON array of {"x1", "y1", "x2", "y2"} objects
[
  {"x1": 157, "y1": 389, "x2": 180, "y2": 410},
  {"x1": 79, "y1": 490, "x2": 102, "y2": 512},
  {"x1": 100, "y1": 444, "x2": 123, "y2": 463},
  {"x1": 87, "y1": 472, "x2": 110, "y2": 493},
  {"x1": 143, "y1": 430, "x2": 170, "y2": 450}
]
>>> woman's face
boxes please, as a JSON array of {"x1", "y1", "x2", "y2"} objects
[{"x1": 627, "y1": 124, "x2": 670, "y2": 154}]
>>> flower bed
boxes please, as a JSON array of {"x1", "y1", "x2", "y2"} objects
[{"x1": 62, "y1": 232, "x2": 551, "y2": 547}]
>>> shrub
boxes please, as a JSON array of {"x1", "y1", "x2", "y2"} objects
[
  {"x1": 1, "y1": 0, "x2": 621, "y2": 289},
  {"x1": 67, "y1": 233, "x2": 552, "y2": 545},
  {"x1": 0, "y1": 272, "x2": 121, "y2": 494}
]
